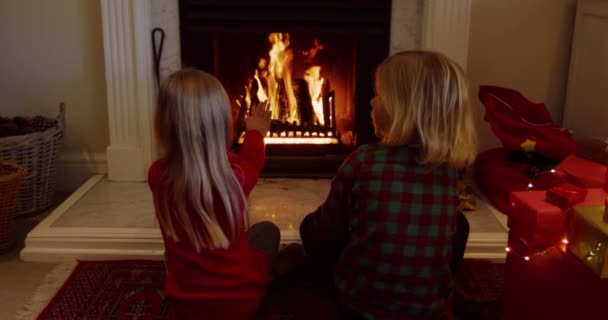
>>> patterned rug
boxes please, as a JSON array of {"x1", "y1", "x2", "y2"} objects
[
  {"x1": 31, "y1": 259, "x2": 504, "y2": 320},
  {"x1": 36, "y1": 261, "x2": 169, "y2": 320}
]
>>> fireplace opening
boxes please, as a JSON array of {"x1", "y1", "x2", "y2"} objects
[
  {"x1": 179, "y1": 0, "x2": 391, "y2": 175},
  {"x1": 221, "y1": 32, "x2": 356, "y2": 147}
]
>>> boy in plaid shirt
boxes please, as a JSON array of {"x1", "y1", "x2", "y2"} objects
[{"x1": 300, "y1": 51, "x2": 477, "y2": 320}]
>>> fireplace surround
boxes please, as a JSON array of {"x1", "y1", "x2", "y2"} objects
[{"x1": 100, "y1": 0, "x2": 472, "y2": 181}]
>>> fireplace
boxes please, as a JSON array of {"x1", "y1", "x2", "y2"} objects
[
  {"x1": 179, "y1": 0, "x2": 391, "y2": 174},
  {"x1": 99, "y1": 0, "x2": 472, "y2": 182}
]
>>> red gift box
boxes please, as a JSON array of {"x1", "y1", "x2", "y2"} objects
[
  {"x1": 475, "y1": 148, "x2": 565, "y2": 215},
  {"x1": 509, "y1": 191, "x2": 567, "y2": 249},
  {"x1": 556, "y1": 155, "x2": 608, "y2": 190},
  {"x1": 545, "y1": 183, "x2": 588, "y2": 209},
  {"x1": 502, "y1": 232, "x2": 608, "y2": 320}
]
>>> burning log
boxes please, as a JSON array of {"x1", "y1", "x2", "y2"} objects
[
  {"x1": 293, "y1": 78, "x2": 314, "y2": 125},
  {"x1": 321, "y1": 79, "x2": 331, "y2": 129}
]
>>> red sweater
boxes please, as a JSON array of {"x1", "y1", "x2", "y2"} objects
[{"x1": 148, "y1": 131, "x2": 269, "y2": 320}]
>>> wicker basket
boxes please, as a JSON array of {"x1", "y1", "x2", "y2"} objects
[
  {"x1": 0, "y1": 161, "x2": 26, "y2": 252},
  {"x1": 0, "y1": 104, "x2": 65, "y2": 216}
]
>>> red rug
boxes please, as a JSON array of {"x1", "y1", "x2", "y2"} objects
[
  {"x1": 37, "y1": 261, "x2": 169, "y2": 320},
  {"x1": 37, "y1": 259, "x2": 504, "y2": 320}
]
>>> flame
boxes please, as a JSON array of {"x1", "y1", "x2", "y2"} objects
[
  {"x1": 241, "y1": 34, "x2": 333, "y2": 144},
  {"x1": 303, "y1": 39, "x2": 326, "y2": 125},
  {"x1": 253, "y1": 70, "x2": 267, "y2": 102},
  {"x1": 304, "y1": 66, "x2": 325, "y2": 125},
  {"x1": 262, "y1": 33, "x2": 299, "y2": 123}
]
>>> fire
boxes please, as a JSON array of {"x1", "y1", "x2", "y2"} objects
[
  {"x1": 249, "y1": 33, "x2": 327, "y2": 125},
  {"x1": 238, "y1": 33, "x2": 334, "y2": 144},
  {"x1": 304, "y1": 66, "x2": 325, "y2": 125},
  {"x1": 263, "y1": 33, "x2": 299, "y2": 123},
  {"x1": 303, "y1": 39, "x2": 326, "y2": 125},
  {"x1": 253, "y1": 69, "x2": 267, "y2": 102}
]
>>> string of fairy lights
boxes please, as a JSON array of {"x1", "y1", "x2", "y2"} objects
[
  {"x1": 506, "y1": 165, "x2": 608, "y2": 263},
  {"x1": 509, "y1": 166, "x2": 581, "y2": 261},
  {"x1": 504, "y1": 238, "x2": 569, "y2": 262},
  {"x1": 526, "y1": 169, "x2": 558, "y2": 190},
  {"x1": 506, "y1": 236, "x2": 608, "y2": 264},
  {"x1": 505, "y1": 167, "x2": 562, "y2": 261}
]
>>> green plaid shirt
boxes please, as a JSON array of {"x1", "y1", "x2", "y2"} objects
[{"x1": 303, "y1": 143, "x2": 459, "y2": 319}]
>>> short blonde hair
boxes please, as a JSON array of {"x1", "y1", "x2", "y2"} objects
[
  {"x1": 375, "y1": 51, "x2": 477, "y2": 169},
  {"x1": 154, "y1": 69, "x2": 247, "y2": 251}
]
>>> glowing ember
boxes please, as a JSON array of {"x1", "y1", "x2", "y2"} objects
[{"x1": 238, "y1": 136, "x2": 339, "y2": 145}]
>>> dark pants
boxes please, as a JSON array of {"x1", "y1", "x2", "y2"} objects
[
  {"x1": 248, "y1": 221, "x2": 281, "y2": 269},
  {"x1": 450, "y1": 212, "x2": 470, "y2": 275}
]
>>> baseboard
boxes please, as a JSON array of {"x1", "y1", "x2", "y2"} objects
[{"x1": 55, "y1": 152, "x2": 107, "y2": 193}]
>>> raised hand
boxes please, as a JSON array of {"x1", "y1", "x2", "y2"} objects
[{"x1": 245, "y1": 101, "x2": 271, "y2": 136}]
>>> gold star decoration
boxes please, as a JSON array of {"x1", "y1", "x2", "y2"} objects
[{"x1": 520, "y1": 139, "x2": 537, "y2": 152}]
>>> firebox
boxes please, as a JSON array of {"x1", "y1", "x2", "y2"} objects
[{"x1": 179, "y1": 0, "x2": 391, "y2": 175}]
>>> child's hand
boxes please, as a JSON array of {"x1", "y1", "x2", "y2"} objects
[{"x1": 246, "y1": 101, "x2": 271, "y2": 136}]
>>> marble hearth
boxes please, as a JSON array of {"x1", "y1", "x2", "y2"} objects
[{"x1": 21, "y1": 176, "x2": 508, "y2": 262}]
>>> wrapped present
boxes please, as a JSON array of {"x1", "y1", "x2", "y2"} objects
[
  {"x1": 577, "y1": 137, "x2": 608, "y2": 165},
  {"x1": 502, "y1": 232, "x2": 608, "y2": 320},
  {"x1": 475, "y1": 148, "x2": 565, "y2": 215},
  {"x1": 508, "y1": 191, "x2": 566, "y2": 249},
  {"x1": 545, "y1": 183, "x2": 587, "y2": 209},
  {"x1": 567, "y1": 201, "x2": 608, "y2": 278},
  {"x1": 556, "y1": 155, "x2": 608, "y2": 190}
]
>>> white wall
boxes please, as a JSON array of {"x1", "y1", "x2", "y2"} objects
[
  {"x1": 0, "y1": 0, "x2": 108, "y2": 191},
  {"x1": 467, "y1": 0, "x2": 578, "y2": 151}
]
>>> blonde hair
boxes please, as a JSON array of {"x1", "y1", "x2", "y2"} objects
[
  {"x1": 375, "y1": 50, "x2": 477, "y2": 169},
  {"x1": 154, "y1": 68, "x2": 247, "y2": 252}
]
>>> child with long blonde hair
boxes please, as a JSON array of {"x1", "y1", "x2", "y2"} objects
[
  {"x1": 300, "y1": 51, "x2": 477, "y2": 319},
  {"x1": 148, "y1": 68, "x2": 277, "y2": 320}
]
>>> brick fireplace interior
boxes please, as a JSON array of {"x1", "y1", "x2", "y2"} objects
[{"x1": 179, "y1": 0, "x2": 391, "y2": 175}]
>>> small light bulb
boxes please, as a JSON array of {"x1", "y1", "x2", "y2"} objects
[
  {"x1": 505, "y1": 247, "x2": 511, "y2": 253},
  {"x1": 562, "y1": 239, "x2": 569, "y2": 245},
  {"x1": 550, "y1": 169, "x2": 556, "y2": 173},
  {"x1": 524, "y1": 256, "x2": 530, "y2": 261},
  {"x1": 528, "y1": 183, "x2": 534, "y2": 189}
]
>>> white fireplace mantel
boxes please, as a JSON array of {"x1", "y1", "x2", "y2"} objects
[{"x1": 100, "y1": 0, "x2": 473, "y2": 181}]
